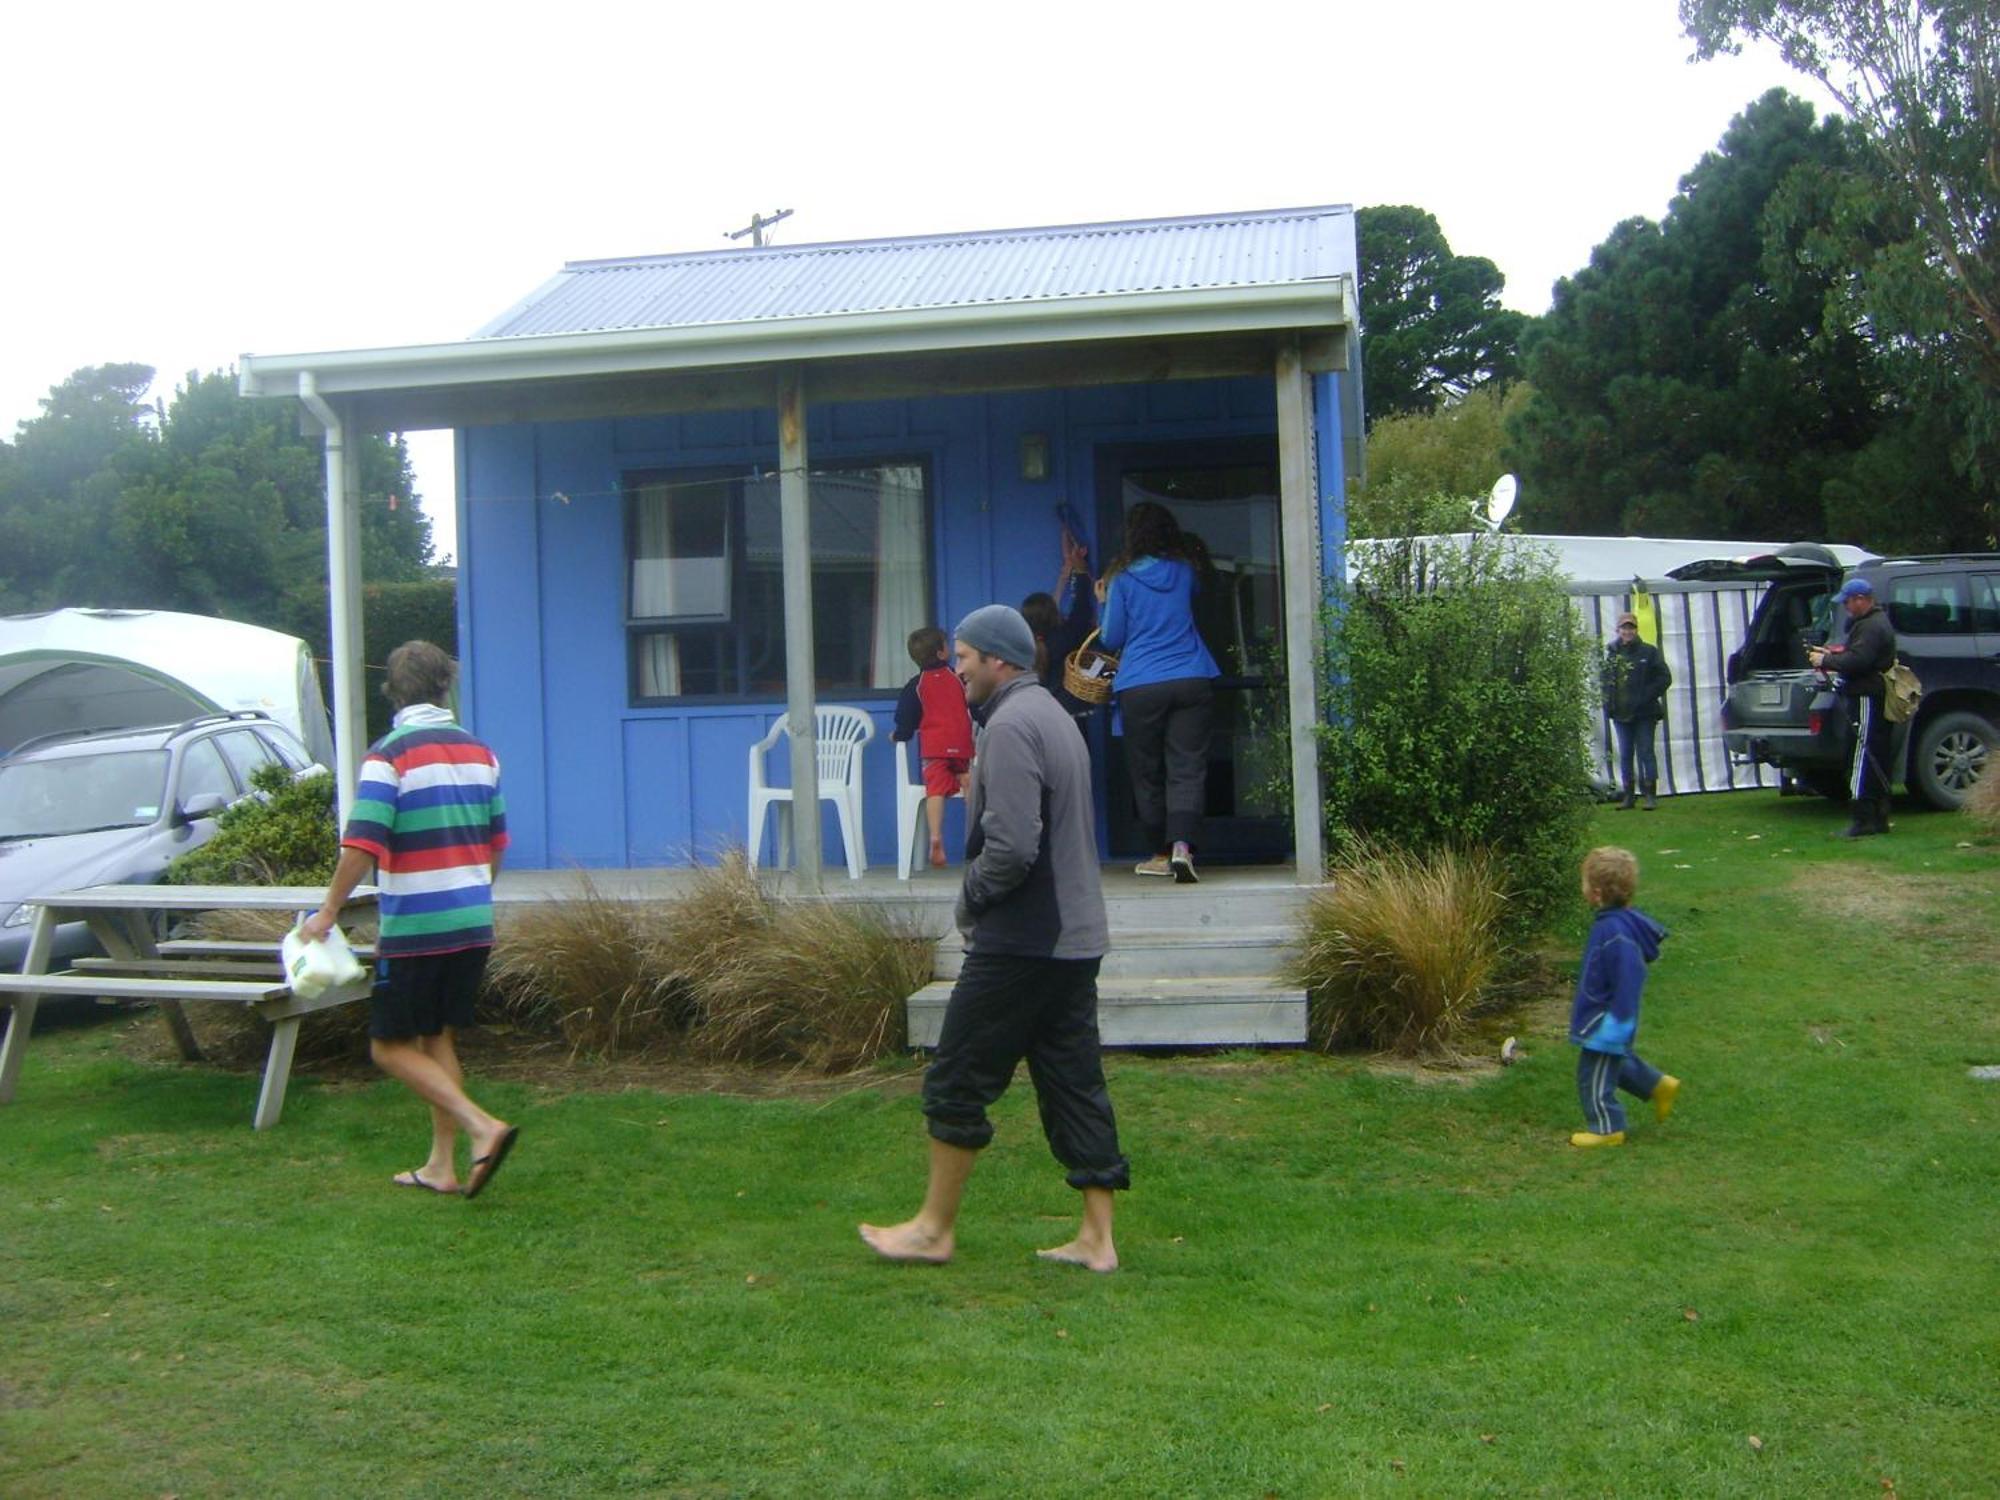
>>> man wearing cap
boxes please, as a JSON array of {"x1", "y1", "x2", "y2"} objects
[
  {"x1": 1809, "y1": 577, "x2": 1898, "y2": 837},
  {"x1": 861, "y1": 603, "x2": 1128, "y2": 1273},
  {"x1": 1602, "y1": 611, "x2": 1673, "y2": 810}
]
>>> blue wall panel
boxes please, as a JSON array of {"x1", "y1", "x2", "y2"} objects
[
  {"x1": 459, "y1": 372, "x2": 1342, "y2": 869},
  {"x1": 460, "y1": 424, "x2": 549, "y2": 866},
  {"x1": 535, "y1": 421, "x2": 628, "y2": 866}
]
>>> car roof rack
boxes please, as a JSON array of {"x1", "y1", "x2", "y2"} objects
[
  {"x1": 167, "y1": 710, "x2": 277, "y2": 737},
  {"x1": 1864, "y1": 553, "x2": 2000, "y2": 568}
]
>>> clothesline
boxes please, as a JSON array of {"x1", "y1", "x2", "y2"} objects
[{"x1": 358, "y1": 464, "x2": 927, "y2": 513}]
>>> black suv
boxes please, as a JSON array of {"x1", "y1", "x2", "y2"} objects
[{"x1": 1721, "y1": 553, "x2": 2000, "y2": 808}]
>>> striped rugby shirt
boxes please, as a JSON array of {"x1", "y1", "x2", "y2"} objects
[{"x1": 340, "y1": 704, "x2": 509, "y2": 959}]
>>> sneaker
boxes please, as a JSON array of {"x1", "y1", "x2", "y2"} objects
[
  {"x1": 1569, "y1": 1130, "x2": 1626, "y2": 1148},
  {"x1": 1170, "y1": 841, "x2": 1198, "y2": 884},
  {"x1": 1134, "y1": 855, "x2": 1173, "y2": 878},
  {"x1": 1653, "y1": 1074, "x2": 1681, "y2": 1123}
]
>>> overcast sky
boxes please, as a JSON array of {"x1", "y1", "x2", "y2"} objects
[{"x1": 4, "y1": 1, "x2": 1812, "y2": 564}]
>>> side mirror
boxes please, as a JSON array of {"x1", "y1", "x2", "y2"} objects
[{"x1": 178, "y1": 793, "x2": 228, "y2": 825}]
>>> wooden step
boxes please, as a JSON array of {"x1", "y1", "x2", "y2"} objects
[
  {"x1": 931, "y1": 927, "x2": 1297, "y2": 981},
  {"x1": 906, "y1": 976, "x2": 1308, "y2": 1049}
]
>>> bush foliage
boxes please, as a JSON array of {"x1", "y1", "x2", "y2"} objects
[
  {"x1": 485, "y1": 857, "x2": 934, "y2": 1072},
  {"x1": 1320, "y1": 527, "x2": 1595, "y2": 927},
  {"x1": 282, "y1": 578, "x2": 458, "y2": 741},
  {"x1": 1287, "y1": 841, "x2": 1507, "y2": 1055},
  {"x1": 162, "y1": 763, "x2": 339, "y2": 887}
]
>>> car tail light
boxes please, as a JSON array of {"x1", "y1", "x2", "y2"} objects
[{"x1": 1808, "y1": 712, "x2": 1824, "y2": 736}]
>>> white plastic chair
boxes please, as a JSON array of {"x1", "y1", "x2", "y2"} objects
[
  {"x1": 746, "y1": 706, "x2": 875, "y2": 879},
  {"x1": 896, "y1": 737, "x2": 967, "y2": 880}
]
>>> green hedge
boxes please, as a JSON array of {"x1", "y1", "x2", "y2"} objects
[
  {"x1": 282, "y1": 578, "x2": 458, "y2": 741},
  {"x1": 163, "y1": 764, "x2": 339, "y2": 887}
]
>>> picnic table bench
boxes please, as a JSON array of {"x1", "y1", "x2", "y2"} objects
[{"x1": 0, "y1": 883, "x2": 377, "y2": 1129}]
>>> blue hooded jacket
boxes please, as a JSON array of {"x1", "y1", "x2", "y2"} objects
[
  {"x1": 1568, "y1": 905, "x2": 1667, "y2": 1056},
  {"x1": 1097, "y1": 556, "x2": 1220, "y2": 693}
]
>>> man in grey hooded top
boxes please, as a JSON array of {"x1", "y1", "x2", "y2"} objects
[{"x1": 861, "y1": 604, "x2": 1127, "y2": 1273}]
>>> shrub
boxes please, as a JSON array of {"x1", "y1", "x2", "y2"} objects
[
  {"x1": 681, "y1": 896, "x2": 934, "y2": 1072},
  {"x1": 1965, "y1": 764, "x2": 2000, "y2": 837},
  {"x1": 1286, "y1": 842, "x2": 1507, "y2": 1055},
  {"x1": 483, "y1": 875, "x2": 700, "y2": 1057},
  {"x1": 1320, "y1": 527, "x2": 1596, "y2": 928},
  {"x1": 163, "y1": 764, "x2": 339, "y2": 886},
  {"x1": 485, "y1": 856, "x2": 935, "y2": 1070}
]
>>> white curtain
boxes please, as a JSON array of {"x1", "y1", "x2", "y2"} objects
[
  {"x1": 632, "y1": 484, "x2": 681, "y2": 697},
  {"x1": 869, "y1": 465, "x2": 928, "y2": 688}
]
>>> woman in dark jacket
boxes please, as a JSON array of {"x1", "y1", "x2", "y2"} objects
[{"x1": 1601, "y1": 611, "x2": 1672, "y2": 810}]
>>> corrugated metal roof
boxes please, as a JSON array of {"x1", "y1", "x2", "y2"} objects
[{"x1": 476, "y1": 205, "x2": 1356, "y2": 339}]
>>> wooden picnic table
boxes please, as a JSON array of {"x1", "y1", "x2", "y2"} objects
[{"x1": 0, "y1": 883, "x2": 377, "y2": 1129}]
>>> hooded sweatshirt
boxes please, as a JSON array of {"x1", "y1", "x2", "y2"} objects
[
  {"x1": 1096, "y1": 556, "x2": 1221, "y2": 693},
  {"x1": 1568, "y1": 905, "x2": 1667, "y2": 1056}
]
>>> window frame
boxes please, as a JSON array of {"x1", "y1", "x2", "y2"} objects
[
  {"x1": 623, "y1": 466, "x2": 740, "y2": 629},
  {"x1": 624, "y1": 454, "x2": 936, "y2": 707},
  {"x1": 1883, "y1": 571, "x2": 1972, "y2": 637}
]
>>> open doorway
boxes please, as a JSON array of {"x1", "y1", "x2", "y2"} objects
[{"x1": 1094, "y1": 436, "x2": 1291, "y2": 862}]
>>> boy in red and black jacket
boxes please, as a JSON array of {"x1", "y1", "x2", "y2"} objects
[{"x1": 893, "y1": 625, "x2": 975, "y2": 868}]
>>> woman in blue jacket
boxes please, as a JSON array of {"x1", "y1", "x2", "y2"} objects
[{"x1": 1096, "y1": 501, "x2": 1220, "y2": 883}]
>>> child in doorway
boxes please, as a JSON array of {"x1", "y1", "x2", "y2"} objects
[
  {"x1": 892, "y1": 625, "x2": 975, "y2": 868},
  {"x1": 1568, "y1": 846, "x2": 1682, "y2": 1147}
]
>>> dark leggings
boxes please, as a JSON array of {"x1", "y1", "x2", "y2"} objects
[
  {"x1": 1118, "y1": 676, "x2": 1214, "y2": 852},
  {"x1": 922, "y1": 952, "x2": 1129, "y2": 1191}
]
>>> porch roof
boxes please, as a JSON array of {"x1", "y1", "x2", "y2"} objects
[{"x1": 237, "y1": 205, "x2": 1360, "y2": 431}]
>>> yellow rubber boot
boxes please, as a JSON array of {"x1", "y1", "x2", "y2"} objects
[
  {"x1": 1653, "y1": 1075, "x2": 1681, "y2": 1124},
  {"x1": 1569, "y1": 1131, "x2": 1626, "y2": 1148}
]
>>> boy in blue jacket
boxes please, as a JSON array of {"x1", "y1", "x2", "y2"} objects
[{"x1": 1568, "y1": 846, "x2": 1681, "y2": 1147}]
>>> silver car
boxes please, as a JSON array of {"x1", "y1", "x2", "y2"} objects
[{"x1": 0, "y1": 713, "x2": 322, "y2": 971}]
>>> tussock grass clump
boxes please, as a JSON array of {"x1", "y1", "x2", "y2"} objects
[
  {"x1": 487, "y1": 856, "x2": 933, "y2": 1071},
  {"x1": 681, "y1": 897, "x2": 933, "y2": 1072},
  {"x1": 484, "y1": 875, "x2": 697, "y2": 1056},
  {"x1": 1287, "y1": 842, "x2": 1508, "y2": 1055},
  {"x1": 1964, "y1": 767, "x2": 2000, "y2": 837}
]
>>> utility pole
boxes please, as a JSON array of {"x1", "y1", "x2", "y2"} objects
[{"x1": 725, "y1": 208, "x2": 794, "y2": 248}]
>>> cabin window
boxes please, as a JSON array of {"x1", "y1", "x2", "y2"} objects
[{"x1": 626, "y1": 461, "x2": 931, "y2": 702}]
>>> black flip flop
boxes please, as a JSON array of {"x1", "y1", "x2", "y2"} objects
[
  {"x1": 393, "y1": 1170, "x2": 458, "y2": 1195},
  {"x1": 463, "y1": 1126, "x2": 519, "y2": 1201}
]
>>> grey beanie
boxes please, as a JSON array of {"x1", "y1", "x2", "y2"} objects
[{"x1": 954, "y1": 604, "x2": 1038, "y2": 671}]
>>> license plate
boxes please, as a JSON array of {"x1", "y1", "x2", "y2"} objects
[{"x1": 1757, "y1": 683, "x2": 1786, "y2": 707}]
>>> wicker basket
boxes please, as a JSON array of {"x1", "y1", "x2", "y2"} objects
[{"x1": 1062, "y1": 629, "x2": 1119, "y2": 705}]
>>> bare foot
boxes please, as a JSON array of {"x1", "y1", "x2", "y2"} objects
[
  {"x1": 859, "y1": 1220, "x2": 954, "y2": 1264},
  {"x1": 1036, "y1": 1238, "x2": 1118, "y2": 1273}
]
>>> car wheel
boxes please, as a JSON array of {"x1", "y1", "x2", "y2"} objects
[{"x1": 1910, "y1": 710, "x2": 1996, "y2": 810}]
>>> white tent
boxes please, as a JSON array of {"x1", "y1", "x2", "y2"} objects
[
  {"x1": 1347, "y1": 534, "x2": 1875, "y2": 797},
  {"x1": 0, "y1": 609, "x2": 334, "y2": 765}
]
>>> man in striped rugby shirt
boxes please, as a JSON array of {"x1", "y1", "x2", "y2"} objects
[{"x1": 303, "y1": 641, "x2": 518, "y2": 1199}]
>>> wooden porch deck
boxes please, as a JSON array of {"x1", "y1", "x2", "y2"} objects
[{"x1": 494, "y1": 863, "x2": 1323, "y2": 1048}]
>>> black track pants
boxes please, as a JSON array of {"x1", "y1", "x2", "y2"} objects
[
  {"x1": 1118, "y1": 676, "x2": 1214, "y2": 852},
  {"x1": 922, "y1": 952, "x2": 1130, "y2": 1191}
]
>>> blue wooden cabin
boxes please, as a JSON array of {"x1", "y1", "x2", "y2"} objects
[{"x1": 242, "y1": 206, "x2": 1363, "y2": 886}]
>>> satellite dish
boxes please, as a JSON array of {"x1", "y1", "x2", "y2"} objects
[{"x1": 1486, "y1": 473, "x2": 1519, "y2": 531}]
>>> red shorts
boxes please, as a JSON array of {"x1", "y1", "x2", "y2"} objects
[{"x1": 923, "y1": 757, "x2": 970, "y2": 798}]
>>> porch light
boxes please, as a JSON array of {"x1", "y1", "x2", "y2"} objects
[{"x1": 1018, "y1": 432, "x2": 1050, "y2": 482}]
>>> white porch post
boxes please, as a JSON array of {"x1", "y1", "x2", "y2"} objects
[
  {"x1": 777, "y1": 367, "x2": 823, "y2": 892},
  {"x1": 300, "y1": 374, "x2": 368, "y2": 822},
  {"x1": 1275, "y1": 338, "x2": 1326, "y2": 883}
]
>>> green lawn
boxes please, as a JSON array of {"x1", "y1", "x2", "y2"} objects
[{"x1": 4, "y1": 793, "x2": 1996, "y2": 1497}]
